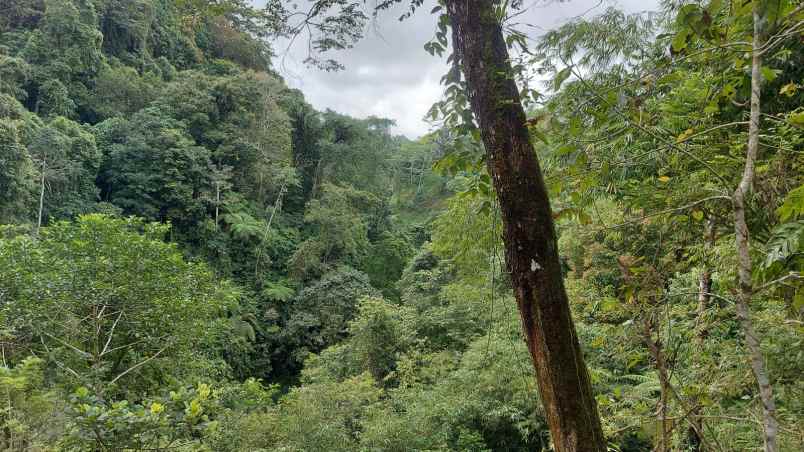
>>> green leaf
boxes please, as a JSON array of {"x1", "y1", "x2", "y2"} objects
[
  {"x1": 529, "y1": 127, "x2": 549, "y2": 145},
  {"x1": 556, "y1": 145, "x2": 576, "y2": 156},
  {"x1": 760, "y1": 66, "x2": 779, "y2": 83},
  {"x1": 777, "y1": 185, "x2": 804, "y2": 221},
  {"x1": 703, "y1": 101, "x2": 720, "y2": 115},
  {"x1": 692, "y1": 210, "x2": 704, "y2": 221},
  {"x1": 780, "y1": 82, "x2": 798, "y2": 97},
  {"x1": 553, "y1": 67, "x2": 573, "y2": 91},
  {"x1": 720, "y1": 84, "x2": 736, "y2": 99},
  {"x1": 706, "y1": 0, "x2": 723, "y2": 15},
  {"x1": 676, "y1": 128, "x2": 694, "y2": 143},
  {"x1": 794, "y1": 290, "x2": 804, "y2": 311},
  {"x1": 788, "y1": 110, "x2": 804, "y2": 128},
  {"x1": 672, "y1": 29, "x2": 689, "y2": 52}
]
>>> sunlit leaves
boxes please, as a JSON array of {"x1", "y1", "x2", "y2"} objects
[
  {"x1": 779, "y1": 82, "x2": 798, "y2": 97},
  {"x1": 552, "y1": 66, "x2": 573, "y2": 92},
  {"x1": 777, "y1": 185, "x2": 804, "y2": 222},
  {"x1": 788, "y1": 109, "x2": 804, "y2": 128},
  {"x1": 0, "y1": 215, "x2": 237, "y2": 396}
]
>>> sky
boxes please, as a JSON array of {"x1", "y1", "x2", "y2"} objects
[{"x1": 261, "y1": 1, "x2": 660, "y2": 138}]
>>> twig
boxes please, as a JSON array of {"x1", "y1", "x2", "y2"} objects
[
  {"x1": 109, "y1": 344, "x2": 170, "y2": 385},
  {"x1": 101, "y1": 310, "x2": 125, "y2": 356},
  {"x1": 753, "y1": 272, "x2": 801, "y2": 294},
  {"x1": 41, "y1": 332, "x2": 91, "y2": 359},
  {"x1": 602, "y1": 196, "x2": 732, "y2": 231}
]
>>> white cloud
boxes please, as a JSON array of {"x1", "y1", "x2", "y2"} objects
[{"x1": 263, "y1": 0, "x2": 659, "y2": 138}]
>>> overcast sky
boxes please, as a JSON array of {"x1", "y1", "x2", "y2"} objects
[{"x1": 262, "y1": 0, "x2": 660, "y2": 138}]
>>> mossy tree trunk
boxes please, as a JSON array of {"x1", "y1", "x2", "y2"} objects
[{"x1": 444, "y1": 1, "x2": 606, "y2": 450}]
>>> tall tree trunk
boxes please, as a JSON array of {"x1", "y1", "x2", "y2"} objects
[
  {"x1": 444, "y1": 2, "x2": 605, "y2": 450},
  {"x1": 215, "y1": 180, "x2": 221, "y2": 228},
  {"x1": 695, "y1": 222, "x2": 714, "y2": 344},
  {"x1": 36, "y1": 158, "x2": 46, "y2": 235},
  {"x1": 641, "y1": 317, "x2": 671, "y2": 452},
  {"x1": 688, "y1": 220, "x2": 716, "y2": 451},
  {"x1": 732, "y1": 4, "x2": 778, "y2": 451}
]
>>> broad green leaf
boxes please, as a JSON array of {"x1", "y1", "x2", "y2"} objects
[
  {"x1": 672, "y1": 29, "x2": 689, "y2": 52},
  {"x1": 794, "y1": 290, "x2": 804, "y2": 311},
  {"x1": 780, "y1": 82, "x2": 798, "y2": 97},
  {"x1": 553, "y1": 67, "x2": 573, "y2": 91},
  {"x1": 704, "y1": 101, "x2": 719, "y2": 115},
  {"x1": 760, "y1": 66, "x2": 779, "y2": 83},
  {"x1": 676, "y1": 129, "x2": 694, "y2": 143},
  {"x1": 721, "y1": 84, "x2": 736, "y2": 99},
  {"x1": 777, "y1": 185, "x2": 804, "y2": 221},
  {"x1": 706, "y1": 0, "x2": 723, "y2": 15},
  {"x1": 557, "y1": 145, "x2": 576, "y2": 156},
  {"x1": 788, "y1": 110, "x2": 804, "y2": 128},
  {"x1": 529, "y1": 127, "x2": 549, "y2": 145}
]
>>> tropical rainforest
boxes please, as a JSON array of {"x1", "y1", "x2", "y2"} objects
[{"x1": 0, "y1": 0, "x2": 802, "y2": 451}]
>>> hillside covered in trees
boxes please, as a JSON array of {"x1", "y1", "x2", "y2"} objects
[{"x1": 0, "y1": 0, "x2": 802, "y2": 451}]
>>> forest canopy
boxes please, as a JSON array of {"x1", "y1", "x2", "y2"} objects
[{"x1": 0, "y1": 0, "x2": 802, "y2": 451}]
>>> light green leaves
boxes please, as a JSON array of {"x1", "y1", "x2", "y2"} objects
[
  {"x1": 760, "y1": 66, "x2": 780, "y2": 83},
  {"x1": 777, "y1": 185, "x2": 804, "y2": 222},
  {"x1": 788, "y1": 109, "x2": 804, "y2": 128},
  {"x1": 553, "y1": 66, "x2": 573, "y2": 92},
  {"x1": 779, "y1": 82, "x2": 798, "y2": 97},
  {"x1": 676, "y1": 129, "x2": 694, "y2": 143},
  {"x1": 720, "y1": 83, "x2": 737, "y2": 99},
  {"x1": 672, "y1": 28, "x2": 691, "y2": 53}
]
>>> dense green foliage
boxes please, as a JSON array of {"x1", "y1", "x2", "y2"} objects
[{"x1": 0, "y1": 0, "x2": 801, "y2": 451}]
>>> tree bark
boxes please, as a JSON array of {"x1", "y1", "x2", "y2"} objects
[
  {"x1": 641, "y1": 317, "x2": 671, "y2": 452},
  {"x1": 444, "y1": 2, "x2": 605, "y2": 450},
  {"x1": 36, "y1": 158, "x2": 46, "y2": 235},
  {"x1": 732, "y1": 4, "x2": 778, "y2": 451},
  {"x1": 215, "y1": 180, "x2": 221, "y2": 227},
  {"x1": 695, "y1": 221, "x2": 714, "y2": 343},
  {"x1": 688, "y1": 219, "x2": 715, "y2": 451}
]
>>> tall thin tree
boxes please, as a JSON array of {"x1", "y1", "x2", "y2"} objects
[
  {"x1": 731, "y1": 2, "x2": 778, "y2": 450},
  {"x1": 443, "y1": 1, "x2": 605, "y2": 450}
]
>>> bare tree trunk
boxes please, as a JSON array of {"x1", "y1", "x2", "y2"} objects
[
  {"x1": 696, "y1": 273, "x2": 712, "y2": 341},
  {"x1": 215, "y1": 180, "x2": 221, "y2": 228},
  {"x1": 36, "y1": 158, "x2": 46, "y2": 235},
  {"x1": 696, "y1": 220, "x2": 716, "y2": 340},
  {"x1": 445, "y1": 2, "x2": 605, "y2": 450},
  {"x1": 732, "y1": 4, "x2": 778, "y2": 451},
  {"x1": 688, "y1": 220, "x2": 715, "y2": 451},
  {"x1": 254, "y1": 181, "x2": 287, "y2": 279},
  {"x1": 641, "y1": 317, "x2": 672, "y2": 452}
]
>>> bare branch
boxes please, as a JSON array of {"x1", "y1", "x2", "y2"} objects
[
  {"x1": 602, "y1": 196, "x2": 732, "y2": 231},
  {"x1": 109, "y1": 344, "x2": 170, "y2": 385},
  {"x1": 101, "y1": 310, "x2": 124, "y2": 356},
  {"x1": 41, "y1": 332, "x2": 91, "y2": 359},
  {"x1": 753, "y1": 272, "x2": 802, "y2": 295}
]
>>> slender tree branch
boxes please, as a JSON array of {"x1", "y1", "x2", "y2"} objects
[
  {"x1": 41, "y1": 332, "x2": 91, "y2": 359},
  {"x1": 109, "y1": 344, "x2": 170, "y2": 385},
  {"x1": 100, "y1": 310, "x2": 124, "y2": 356},
  {"x1": 602, "y1": 196, "x2": 732, "y2": 231},
  {"x1": 753, "y1": 272, "x2": 802, "y2": 295}
]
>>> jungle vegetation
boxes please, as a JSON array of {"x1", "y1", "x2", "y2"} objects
[{"x1": 0, "y1": 0, "x2": 802, "y2": 451}]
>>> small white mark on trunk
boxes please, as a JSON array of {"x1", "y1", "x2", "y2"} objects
[{"x1": 531, "y1": 259, "x2": 541, "y2": 271}]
